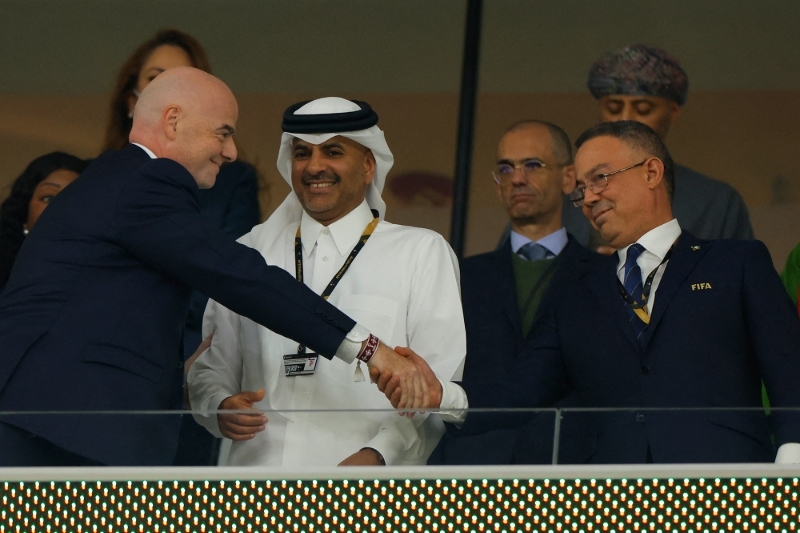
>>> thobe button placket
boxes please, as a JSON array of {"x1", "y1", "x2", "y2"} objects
[
  {"x1": 312, "y1": 231, "x2": 337, "y2": 295},
  {"x1": 636, "y1": 414, "x2": 645, "y2": 423}
]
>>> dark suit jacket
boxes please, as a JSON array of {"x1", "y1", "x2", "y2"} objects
[
  {"x1": 0, "y1": 145, "x2": 355, "y2": 465},
  {"x1": 177, "y1": 160, "x2": 261, "y2": 466},
  {"x1": 183, "y1": 160, "x2": 261, "y2": 356},
  {"x1": 461, "y1": 232, "x2": 800, "y2": 464},
  {"x1": 428, "y1": 235, "x2": 598, "y2": 465}
]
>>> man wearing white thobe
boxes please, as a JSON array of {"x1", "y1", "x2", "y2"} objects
[{"x1": 188, "y1": 97, "x2": 466, "y2": 466}]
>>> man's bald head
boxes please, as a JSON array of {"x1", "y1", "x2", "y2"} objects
[{"x1": 129, "y1": 67, "x2": 238, "y2": 189}]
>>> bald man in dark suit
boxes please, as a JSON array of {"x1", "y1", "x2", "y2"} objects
[{"x1": 0, "y1": 67, "x2": 425, "y2": 466}]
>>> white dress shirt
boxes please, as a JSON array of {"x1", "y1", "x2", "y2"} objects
[
  {"x1": 188, "y1": 200, "x2": 466, "y2": 466},
  {"x1": 509, "y1": 227, "x2": 569, "y2": 256},
  {"x1": 131, "y1": 142, "x2": 157, "y2": 159}
]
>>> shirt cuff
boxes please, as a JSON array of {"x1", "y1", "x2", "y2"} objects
[
  {"x1": 334, "y1": 323, "x2": 370, "y2": 364},
  {"x1": 364, "y1": 426, "x2": 408, "y2": 466},
  {"x1": 775, "y1": 443, "x2": 800, "y2": 464},
  {"x1": 190, "y1": 391, "x2": 231, "y2": 439},
  {"x1": 435, "y1": 379, "x2": 468, "y2": 425}
]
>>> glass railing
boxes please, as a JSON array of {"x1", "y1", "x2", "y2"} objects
[{"x1": 0, "y1": 406, "x2": 796, "y2": 468}]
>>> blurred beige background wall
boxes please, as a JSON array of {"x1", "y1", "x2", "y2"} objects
[{"x1": 1, "y1": 0, "x2": 799, "y2": 264}]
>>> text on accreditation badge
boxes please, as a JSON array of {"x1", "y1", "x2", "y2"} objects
[{"x1": 283, "y1": 353, "x2": 319, "y2": 376}]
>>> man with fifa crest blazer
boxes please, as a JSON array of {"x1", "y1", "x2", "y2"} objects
[
  {"x1": 399, "y1": 121, "x2": 800, "y2": 464},
  {"x1": 0, "y1": 68, "x2": 426, "y2": 466}
]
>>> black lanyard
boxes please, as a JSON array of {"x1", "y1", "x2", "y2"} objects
[
  {"x1": 617, "y1": 247, "x2": 673, "y2": 324},
  {"x1": 294, "y1": 217, "x2": 379, "y2": 354}
]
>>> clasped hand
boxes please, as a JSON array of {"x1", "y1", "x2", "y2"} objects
[
  {"x1": 216, "y1": 343, "x2": 441, "y2": 435},
  {"x1": 369, "y1": 345, "x2": 442, "y2": 416},
  {"x1": 218, "y1": 389, "x2": 268, "y2": 440}
]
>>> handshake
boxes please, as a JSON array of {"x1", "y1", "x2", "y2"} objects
[
  {"x1": 367, "y1": 343, "x2": 442, "y2": 415},
  {"x1": 212, "y1": 341, "x2": 445, "y2": 444}
]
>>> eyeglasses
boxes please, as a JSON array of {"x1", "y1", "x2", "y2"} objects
[
  {"x1": 492, "y1": 159, "x2": 554, "y2": 184},
  {"x1": 568, "y1": 160, "x2": 647, "y2": 207}
]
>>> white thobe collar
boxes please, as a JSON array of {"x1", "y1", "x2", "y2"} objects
[
  {"x1": 131, "y1": 143, "x2": 157, "y2": 159},
  {"x1": 617, "y1": 218, "x2": 682, "y2": 274},
  {"x1": 509, "y1": 227, "x2": 568, "y2": 256},
  {"x1": 299, "y1": 200, "x2": 375, "y2": 258}
]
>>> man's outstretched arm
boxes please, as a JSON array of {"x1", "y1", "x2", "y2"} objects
[{"x1": 115, "y1": 160, "x2": 428, "y2": 410}]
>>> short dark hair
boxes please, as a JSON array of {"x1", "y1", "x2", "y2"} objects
[
  {"x1": 503, "y1": 120, "x2": 573, "y2": 166},
  {"x1": 0, "y1": 152, "x2": 88, "y2": 286},
  {"x1": 575, "y1": 120, "x2": 674, "y2": 199}
]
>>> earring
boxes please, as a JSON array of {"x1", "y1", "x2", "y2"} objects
[{"x1": 23, "y1": 224, "x2": 29, "y2": 236}]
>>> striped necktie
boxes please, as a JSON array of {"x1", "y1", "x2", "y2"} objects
[
  {"x1": 518, "y1": 242, "x2": 553, "y2": 262},
  {"x1": 623, "y1": 243, "x2": 648, "y2": 339}
]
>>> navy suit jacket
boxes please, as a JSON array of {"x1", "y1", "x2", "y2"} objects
[
  {"x1": 428, "y1": 236, "x2": 598, "y2": 464},
  {"x1": 0, "y1": 145, "x2": 355, "y2": 465},
  {"x1": 183, "y1": 160, "x2": 261, "y2": 356},
  {"x1": 461, "y1": 232, "x2": 800, "y2": 464}
]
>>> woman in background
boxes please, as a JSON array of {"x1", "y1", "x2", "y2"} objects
[
  {"x1": 0, "y1": 152, "x2": 87, "y2": 289},
  {"x1": 102, "y1": 28, "x2": 262, "y2": 466}
]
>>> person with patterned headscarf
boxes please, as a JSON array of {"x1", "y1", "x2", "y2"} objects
[
  {"x1": 561, "y1": 44, "x2": 753, "y2": 251},
  {"x1": 188, "y1": 97, "x2": 466, "y2": 467}
]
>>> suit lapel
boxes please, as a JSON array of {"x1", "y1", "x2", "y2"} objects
[
  {"x1": 533, "y1": 236, "x2": 581, "y2": 325},
  {"x1": 491, "y1": 242, "x2": 524, "y2": 339},
  {"x1": 645, "y1": 231, "x2": 709, "y2": 340},
  {"x1": 584, "y1": 252, "x2": 642, "y2": 352}
]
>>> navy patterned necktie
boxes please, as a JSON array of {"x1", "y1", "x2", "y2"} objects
[
  {"x1": 518, "y1": 242, "x2": 554, "y2": 262},
  {"x1": 623, "y1": 243, "x2": 648, "y2": 339}
]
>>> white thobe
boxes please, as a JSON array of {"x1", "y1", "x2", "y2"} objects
[{"x1": 188, "y1": 200, "x2": 466, "y2": 466}]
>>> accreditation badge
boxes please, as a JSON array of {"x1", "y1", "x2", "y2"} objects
[{"x1": 283, "y1": 353, "x2": 319, "y2": 376}]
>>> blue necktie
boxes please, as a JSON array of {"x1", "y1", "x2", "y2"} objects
[
  {"x1": 518, "y1": 242, "x2": 554, "y2": 262},
  {"x1": 623, "y1": 243, "x2": 648, "y2": 339}
]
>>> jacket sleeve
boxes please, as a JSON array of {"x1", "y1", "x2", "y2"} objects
[
  {"x1": 459, "y1": 299, "x2": 570, "y2": 436},
  {"x1": 184, "y1": 162, "x2": 261, "y2": 357},
  {"x1": 113, "y1": 158, "x2": 355, "y2": 358},
  {"x1": 742, "y1": 240, "x2": 800, "y2": 445}
]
